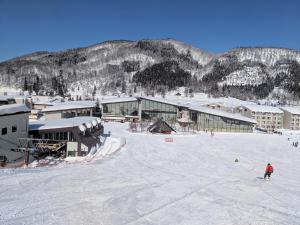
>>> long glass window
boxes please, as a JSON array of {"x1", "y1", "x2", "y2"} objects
[
  {"x1": 141, "y1": 99, "x2": 177, "y2": 122},
  {"x1": 194, "y1": 112, "x2": 253, "y2": 132},
  {"x1": 102, "y1": 101, "x2": 139, "y2": 116}
]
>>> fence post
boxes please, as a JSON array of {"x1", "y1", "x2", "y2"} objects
[{"x1": 24, "y1": 142, "x2": 29, "y2": 167}]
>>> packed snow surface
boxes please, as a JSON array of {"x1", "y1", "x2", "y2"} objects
[{"x1": 1, "y1": 123, "x2": 300, "y2": 225}]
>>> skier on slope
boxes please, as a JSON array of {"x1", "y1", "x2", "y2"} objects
[{"x1": 264, "y1": 163, "x2": 274, "y2": 179}]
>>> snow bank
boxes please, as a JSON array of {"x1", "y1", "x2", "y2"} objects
[{"x1": 64, "y1": 136, "x2": 126, "y2": 163}]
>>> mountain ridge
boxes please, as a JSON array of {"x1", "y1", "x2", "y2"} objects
[{"x1": 0, "y1": 39, "x2": 300, "y2": 101}]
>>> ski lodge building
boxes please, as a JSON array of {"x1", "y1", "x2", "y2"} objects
[
  {"x1": 29, "y1": 117, "x2": 103, "y2": 157},
  {"x1": 189, "y1": 106, "x2": 256, "y2": 132},
  {"x1": 0, "y1": 104, "x2": 30, "y2": 161},
  {"x1": 101, "y1": 96, "x2": 256, "y2": 132},
  {"x1": 236, "y1": 104, "x2": 283, "y2": 132}
]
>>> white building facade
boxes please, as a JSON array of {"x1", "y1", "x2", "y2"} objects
[
  {"x1": 0, "y1": 104, "x2": 30, "y2": 161},
  {"x1": 280, "y1": 107, "x2": 300, "y2": 130},
  {"x1": 237, "y1": 105, "x2": 283, "y2": 132}
]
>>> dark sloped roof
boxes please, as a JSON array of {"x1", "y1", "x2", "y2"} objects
[{"x1": 148, "y1": 119, "x2": 176, "y2": 133}]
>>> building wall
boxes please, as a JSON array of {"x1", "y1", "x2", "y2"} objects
[
  {"x1": 101, "y1": 99, "x2": 181, "y2": 122},
  {"x1": 191, "y1": 111, "x2": 253, "y2": 133},
  {"x1": 282, "y1": 110, "x2": 292, "y2": 129},
  {"x1": 33, "y1": 104, "x2": 51, "y2": 110},
  {"x1": 238, "y1": 106, "x2": 283, "y2": 131},
  {"x1": 45, "y1": 112, "x2": 62, "y2": 120},
  {"x1": 250, "y1": 112, "x2": 283, "y2": 131},
  {"x1": 30, "y1": 123, "x2": 103, "y2": 157},
  {"x1": 67, "y1": 142, "x2": 78, "y2": 157},
  {"x1": 141, "y1": 99, "x2": 178, "y2": 122},
  {"x1": 289, "y1": 114, "x2": 300, "y2": 130},
  {"x1": 102, "y1": 101, "x2": 139, "y2": 117},
  {"x1": 45, "y1": 108, "x2": 93, "y2": 120},
  {"x1": 0, "y1": 113, "x2": 29, "y2": 161}
]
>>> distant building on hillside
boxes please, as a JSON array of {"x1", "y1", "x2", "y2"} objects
[
  {"x1": 237, "y1": 105, "x2": 283, "y2": 132},
  {"x1": 0, "y1": 104, "x2": 30, "y2": 161},
  {"x1": 280, "y1": 107, "x2": 300, "y2": 130}
]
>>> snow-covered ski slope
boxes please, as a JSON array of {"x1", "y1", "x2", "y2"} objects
[{"x1": 1, "y1": 123, "x2": 300, "y2": 225}]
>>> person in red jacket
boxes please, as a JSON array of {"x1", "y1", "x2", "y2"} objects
[{"x1": 264, "y1": 163, "x2": 274, "y2": 179}]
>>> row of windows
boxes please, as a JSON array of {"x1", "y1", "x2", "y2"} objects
[
  {"x1": 103, "y1": 101, "x2": 138, "y2": 116},
  {"x1": 254, "y1": 116, "x2": 282, "y2": 120},
  {"x1": 291, "y1": 118, "x2": 300, "y2": 122},
  {"x1": 291, "y1": 127, "x2": 300, "y2": 130},
  {"x1": 142, "y1": 100, "x2": 177, "y2": 113},
  {"x1": 1, "y1": 126, "x2": 17, "y2": 135},
  {"x1": 41, "y1": 132, "x2": 75, "y2": 141},
  {"x1": 194, "y1": 112, "x2": 253, "y2": 132},
  {"x1": 61, "y1": 110, "x2": 91, "y2": 119},
  {"x1": 259, "y1": 125, "x2": 282, "y2": 129},
  {"x1": 142, "y1": 111, "x2": 177, "y2": 122},
  {"x1": 102, "y1": 100, "x2": 178, "y2": 118},
  {"x1": 258, "y1": 121, "x2": 281, "y2": 125},
  {"x1": 252, "y1": 112, "x2": 282, "y2": 116}
]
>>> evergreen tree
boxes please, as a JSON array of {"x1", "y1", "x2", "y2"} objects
[
  {"x1": 92, "y1": 85, "x2": 97, "y2": 97},
  {"x1": 121, "y1": 81, "x2": 126, "y2": 93},
  {"x1": 23, "y1": 77, "x2": 28, "y2": 91}
]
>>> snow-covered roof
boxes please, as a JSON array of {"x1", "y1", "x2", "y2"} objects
[
  {"x1": 139, "y1": 96, "x2": 188, "y2": 108},
  {"x1": 189, "y1": 106, "x2": 257, "y2": 124},
  {"x1": 0, "y1": 104, "x2": 30, "y2": 116},
  {"x1": 42, "y1": 101, "x2": 96, "y2": 112},
  {"x1": 3, "y1": 95, "x2": 31, "y2": 100},
  {"x1": 280, "y1": 107, "x2": 300, "y2": 115},
  {"x1": 29, "y1": 116, "x2": 101, "y2": 131},
  {"x1": 101, "y1": 97, "x2": 138, "y2": 104},
  {"x1": 32, "y1": 95, "x2": 65, "y2": 105},
  {"x1": 0, "y1": 96, "x2": 15, "y2": 101},
  {"x1": 241, "y1": 104, "x2": 283, "y2": 113},
  {"x1": 33, "y1": 101, "x2": 54, "y2": 106}
]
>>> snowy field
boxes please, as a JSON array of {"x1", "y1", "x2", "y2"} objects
[{"x1": 1, "y1": 123, "x2": 300, "y2": 225}]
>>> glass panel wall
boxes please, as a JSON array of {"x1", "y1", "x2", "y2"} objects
[
  {"x1": 102, "y1": 101, "x2": 139, "y2": 116},
  {"x1": 40, "y1": 131, "x2": 75, "y2": 141},
  {"x1": 195, "y1": 112, "x2": 253, "y2": 132},
  {"x1": 141, "y1": 99, "x2": 178, "y2": 122},
  {"x1": 62, "y1": 111, "x2": 76, "y2": 118}
]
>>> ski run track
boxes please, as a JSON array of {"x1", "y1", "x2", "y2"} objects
[{"x1": 1, "y1": 122, "x2": 300, "y2": 225}]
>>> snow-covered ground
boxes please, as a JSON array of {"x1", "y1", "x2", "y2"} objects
[{"x1": 1, "y1": 123, "x2": 300, "y2": 225}]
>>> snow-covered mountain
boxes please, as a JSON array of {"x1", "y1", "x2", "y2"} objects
[{"x1": 0, "y1": 39, "x2": 299, "y2": 100}]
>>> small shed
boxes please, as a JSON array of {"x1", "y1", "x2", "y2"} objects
[{"x1": 147, "y1": 119, "x2": 176, "y2": 134}]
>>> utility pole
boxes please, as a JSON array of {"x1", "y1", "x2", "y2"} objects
[{"x1": 24, "y1": 141, "x2": 29, "y2": 167}]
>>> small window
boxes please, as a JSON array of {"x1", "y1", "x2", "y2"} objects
[
  {"x1": 2, "y1": 128, "x2": 7, "y2": 135},
  {"x1": 12, "y1": 126, "x2": 17, "y2": 133}
]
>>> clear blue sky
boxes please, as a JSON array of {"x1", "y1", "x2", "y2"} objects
[{"x1": 0, "y1": 0, "x2": 299, "y2": 62}]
